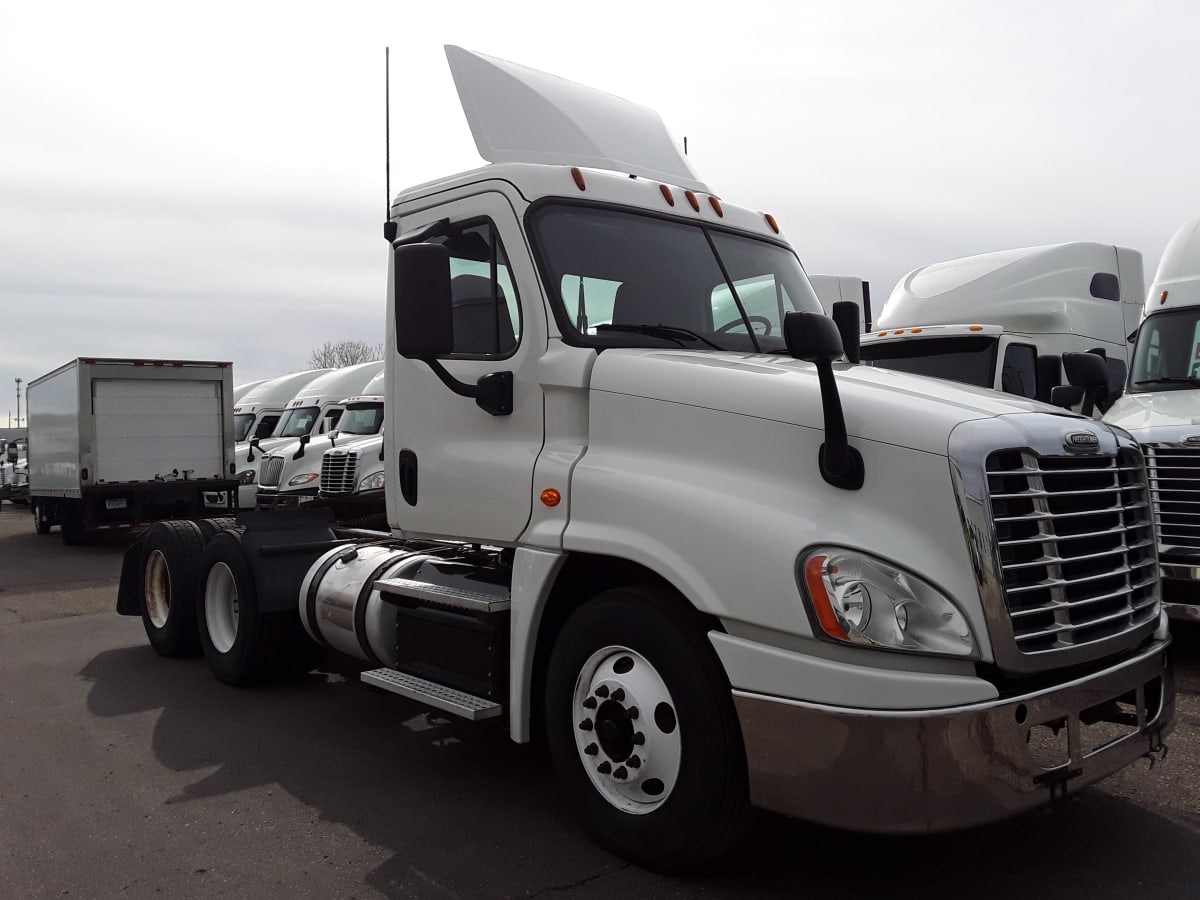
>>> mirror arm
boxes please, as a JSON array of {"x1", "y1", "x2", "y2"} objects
[
  {"x1": 422, "y1": 358, "x2": 513, "y2": 417},
  {"x1": 814, "y1": 359, "x2": 865, "y2": 490}
]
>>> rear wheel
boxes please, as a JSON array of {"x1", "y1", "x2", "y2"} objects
[
  {"x1": 545, "y1": 585, "x2": 751, "y2": 872},
  {"x1": 140, "y1": 520, "x2": 206, "y2": 657},
  {"x1": 198, "y1": 532, "x2": 265, "y2": 685},
  {"x1": 33, "y1": 501, "x2": 52, "y2": 535}
]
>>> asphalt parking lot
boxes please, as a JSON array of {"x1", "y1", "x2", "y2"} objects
[{"x1": 1, "y1": 500, "x2": 1198, "y2": 899}]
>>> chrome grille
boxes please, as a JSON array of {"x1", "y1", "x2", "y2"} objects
[
  {"x1": 987, "y1": 448, "x2": 1159, "y2": 654},
  {"x1": 321, "y1": 450, "x2": 358, "y2": 494},
  {"x1": 1142, "y1": 444, "x2": 1200, "y2": 550},
  {"x1": 259, "y1": 455, "x2": 285, "y2": 488}
]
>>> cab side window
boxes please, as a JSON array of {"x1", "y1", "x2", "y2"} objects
[
  {"x1": 1001, "y1": 343, "x2": 1038, "y2": 399},
  {"x1": 433, "y1": 222, "x2": 522, "y2": 357}
]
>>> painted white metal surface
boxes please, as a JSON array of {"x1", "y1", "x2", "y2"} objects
[
  {"x1": 445, "y1": 45, "x2": 707, "y2": 193},
  {"x1": 808, "y1": 275, "x2": 866, "y2": 329},
  {"x1": 93, "y1": 379, "x2": 224, "y2": 483},
  {"x1": 26, "y1": 361, "x2": 82, "y2": 495},
  {"x1": 1145, "y1": 215, "x2": 1200, "y2": 311}
]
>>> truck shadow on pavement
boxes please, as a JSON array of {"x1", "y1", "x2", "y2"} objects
[{"x1": 79, "y1": 646, "x2": 1200, "y2": 900}]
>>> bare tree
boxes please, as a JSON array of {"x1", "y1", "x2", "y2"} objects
[{"x1": 306, "y1": 340, "x2": 384, "y2": 369}]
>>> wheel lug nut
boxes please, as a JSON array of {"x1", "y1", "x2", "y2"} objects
[
  {"x1": 611, "y1": 688, "x2": 625, "y2": 702},
  {"x1": 595, "y1": 685, "x2": 610, "y2": 698},
  {"x1": 628, "y1": 755, "x2": 641, "y2": 768},
  {"x1": 578, "y1": 719, "x2": 593, "y2": 731},
  {"x1": 632, "y1": 732, "x2": 645, "y2": 745},
  {"x1": 583, "y1": 697, "x2": 597, "y2": 710},
  {"x1": 627, "y1": 706, "x2": 639, "y2": 720},
  {"x1": 597, "y1": 761, "x2": 612, "y2": 775},
  {"x1": 584, "y1": 743, "x2": 598, "y2": 756},
  {"x1": 614, "y1": 766, "x2": 628, "y2": 780}
]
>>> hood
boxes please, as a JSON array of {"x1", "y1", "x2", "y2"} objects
[
  {"x1": 589, "y1": 349, "x2": 1076, "y2": 456},
  {"x1": 1104, "y1": 389, "x2": 1200, "y2": 434}
]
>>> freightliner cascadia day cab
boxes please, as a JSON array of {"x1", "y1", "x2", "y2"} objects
[
  {"x1": 860, "y1": 243, "x2": 1144, "y2": 407},
  {"x1": 254, "y1": 366, "x2": 386, "y2": 511},
  {"x1": 28, "y1": 358, "x2": 238, "y2": 544},
  {"x1": 317, "y1": 428, "x2": 387, "y2": 522},
  {"x1": 116, "y1": 47, "x2": 1174, "y2": 871},
  {"x1": 1104, "y1": 216, "x2": 1200, "y2": 623}
]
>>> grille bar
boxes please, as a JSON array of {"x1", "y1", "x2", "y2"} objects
[
  {"x1": 259, "y1": 456, "x2": 285, "y2": 488},
  {"x1": 320, "y1": 451, "x2": 359, "y2": 494},
  {"x1": 986, "y1": 446, "x2": 1158, "y2": 655},
  {"x1": 1144, "y1": 444, "x2": 1200, "y2": 549}
]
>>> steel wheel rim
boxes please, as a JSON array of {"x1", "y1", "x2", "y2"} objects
[
  {"x1": 143, "y1": 549, "x2": 171, "y2": 628},
  {"x1": 205, "y1": 562, "x2": 240, "y2": 654},
  {"x1": 571, "y1": 645, "x2": 681, "y2": 815}
]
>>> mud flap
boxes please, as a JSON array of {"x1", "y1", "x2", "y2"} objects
[{"x1": 116, "y1": 537, "x2": 146, "y2": 616}]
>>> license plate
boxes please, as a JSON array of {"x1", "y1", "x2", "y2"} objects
[{"x1": 105, "y1": 498, "x2": 127, "y2": 510}]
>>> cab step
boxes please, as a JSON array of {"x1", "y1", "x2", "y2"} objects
[
  {"x1": 361, "y1": 668, "x2": 503, "y2": 721},
  {"x1": 374, "y1": 576, "x2": 511, "y2": 613}
]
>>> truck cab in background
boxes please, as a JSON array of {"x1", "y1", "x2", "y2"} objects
[
  {"x1": 809, "y1": 275, "x2": 872, "y2": 332},
  {"x1": 1104, "y1": 216, "x2": 1200, "y2": 622},
  {"x1": 859, "y1": 243, "x2": 1144, "y2": 407},
  {"x1": 255, "y1": 370, "x2": 386, "y2": 511}
]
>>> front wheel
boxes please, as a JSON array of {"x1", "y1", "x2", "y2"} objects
[{"x1": 545, "y1": 585, "x2": 751, "y2": 872}]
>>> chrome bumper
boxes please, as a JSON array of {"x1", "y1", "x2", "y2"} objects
[
  {"x1": 734, "y1": 640, "x2": 1173, "y2": 833},
  {"x1": 1157, "y1": 563, "x2": 1200, "y2": 622}
]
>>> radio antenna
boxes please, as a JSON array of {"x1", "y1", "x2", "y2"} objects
[{"x1": 383, "y1": 47, "x2": 397, "y2": 242}]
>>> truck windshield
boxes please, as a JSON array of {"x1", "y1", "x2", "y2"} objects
[
  {"x1": 1129, "y1": 309, "x2": 1200, "y2": 391},
  {"x1": 530, "y1": 204, "x2": 824, "y2": 352},
  {"x1": 273, "y1": 406, "x2": 321, "y2": 438},
  {"x1": 337, "y1": 403, "x2": 384, "y2": 436},
  {"x1": 861, "y1": 336, "x2": 999, "y2": 388},
  {"x1": 233, "y1": 413, "x2": 256, "y2": 442}
]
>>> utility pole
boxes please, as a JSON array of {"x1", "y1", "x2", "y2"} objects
[{"x1": 15, "y1": 378, "x2": 22, "y2": 429}]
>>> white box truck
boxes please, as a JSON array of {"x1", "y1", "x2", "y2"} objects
[
  {"x1": 27, "y1": 358, "x2": 238, "y2": 543},
  {"x1": 1105, "y1": 216, "x2": 1200, "y2": 622},
  {"x1": 114, "y1": 47, "x2": 1173, "y2": 871}
]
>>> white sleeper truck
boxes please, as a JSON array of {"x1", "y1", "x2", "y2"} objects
[
  {"x1": 27, "y1": 358, "x2": 238, "y2": 544},
  {"x1": 860, "y1": 243, "x2": 1144, "y2": 407},
  {"x1": 1105, "y1": 215, "x2": 1200, "y2": 622},
  {"x1": 115, "y1": 47, "x2": 1173, "y2": 871}
]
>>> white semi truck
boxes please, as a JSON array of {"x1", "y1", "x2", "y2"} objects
[
  {"x1": 114, "y1": 47, "x2": 1173, "y2": 871},
  {"x1": 317, "y1": 429, "x2": 387, "y2": 523},
  {"x1": 1104, "y1": 216, "x2": 1200, "y2": 622},
  {"x1": 254, "y1": 367, "x2": 386, "y2": 511},
  {"x1": 859, "y1": 243, "x2": 1144, "y2": 406},
  {"x1": 27, "y1": 358, "x2": 238, "y2": 544}
]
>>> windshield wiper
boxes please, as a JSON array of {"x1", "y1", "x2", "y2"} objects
[
  {"x1": 595, "y1": 323, "x2": 724, "y2": 350},
  {"x1": 1133, "y1": 376, "x2": 1200, "y2": 387}
]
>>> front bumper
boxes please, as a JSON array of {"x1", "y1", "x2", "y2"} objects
[
  {"x1": 1157, "y1": 562, "x2": 1200, "y2": 622},
  {"x1": 256, "y1": 488, "x2": 319, "y2": 512},
  {"x1": 734, "y1": 640, "x2": 1173, "y2": 833}
]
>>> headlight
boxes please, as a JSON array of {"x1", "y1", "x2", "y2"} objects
[
  {"x1": 288, "y1": 472, "x2": 320, "y2": 487},
  {"x1": 358, "y1": 470, "x2": 385, "y2": 491},
  {"x1": 237, "y1": 469, "x2": 256, "y2": 485},
  {"x1": 801, "y1": 547, "x2": 977, "y2": 658}
]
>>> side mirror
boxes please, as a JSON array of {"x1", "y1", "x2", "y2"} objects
[
  {"x1": 5, "y1": 445, "x2": 16, "y2": 463},
  {"x1": 293, "y1": 434, "x2": 310, "y2": 461},
  {"x1": 1062, "y1": 351, "x2": 1108, "y2": 417},
  {"x1": 782, "y1": 312, "x2": 863, "y2": 490},
  {"x1": 247, "y1": 436, "x2": 260, "y2": 462},
  {"x1": 1050, "y1": 384, "x2": 1084, "y2": 410},
  {"x1": 393, "y1": 242, "x2": 453, "y2": 359},
  {"x1": 830, "y1": 301, "x2": 861, "y2": 364}
]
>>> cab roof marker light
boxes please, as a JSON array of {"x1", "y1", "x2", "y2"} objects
[
  {"x1": 684, "y1": 190, "x2": 700, "y2": 212},
  {"x1": 969, "y1": 325, "x2": 984, "y2": 331},
  {"x1": 911, "y1": 328, "x2": 922, "y2": 334},
  {"x1": 1161, "y1": 290, "x2": 1169, "y2": 304},
  {"x1": 570, "y1": 167, "x2": 587, "y2": 191},
  {"x1": 659, "y1": 184, "x2": 675, "y2": 206},
  {"x1": 893, "y1": 330, "x2": 904, "y2": 335},
  {"x1": 876, "y1": 331, "x2": 887, "y2": 337},
  {"x1": 764, "y1": 213, "x2": 780, "y2": 233},
  {"x1": 708, "y1": 196, "x2": 724, "y2": 217}
]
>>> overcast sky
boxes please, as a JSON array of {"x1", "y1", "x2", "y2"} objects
[{"x1": 3, "y1": 0, "x2": 1198, "y2": 423}]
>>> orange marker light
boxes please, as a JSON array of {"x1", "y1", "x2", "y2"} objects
[
  {"x1": 708, "y1": 196, "x2": 724, "y2": 217},
  {"x1": 969, "y1": 325, "x2": 984, "y2": 332},
  {"x1": 1161, "y1": 290, "x2": 1169, "y2": 304},
  {"x1": 570, "y1": 167, "x2": 587, "y2": 191},
  {"x1": 764, "y1": 213, "x2": 780, "y2": 233},
  {"x1": 684, "y1": 190, "x2": 700, "y2": 212},
  {"x1": 911, "y1": 328, "x2": 923, "y2": 333},
  {"x1": 659, "y1": 184, "x2": 675, "y2": 206},
  {"x1": 804, "y1": 556, "x2": 848, "y2": 640},
  {"x1": 540, "y1": 489, "x2": 562, "y2": 508},
  {"x1": 893, "y1": 330, "x2": 904, "y2": 335}
]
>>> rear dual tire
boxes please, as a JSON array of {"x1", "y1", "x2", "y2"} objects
[{"x1": 140, "y1": 520, "x2": 206, "y2": 657}]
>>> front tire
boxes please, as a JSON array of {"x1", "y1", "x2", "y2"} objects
[
  {"x1": 140, "y1": 520, "x2": 206, "y2": 657},
  {"x1": 545, "y1": 585, "x2": 751, "y2": 872}
]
